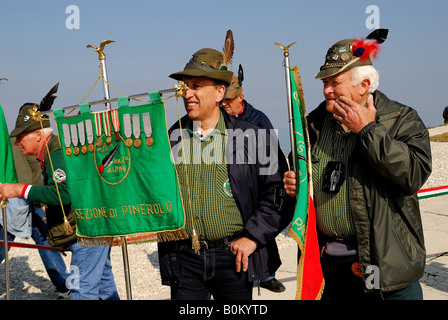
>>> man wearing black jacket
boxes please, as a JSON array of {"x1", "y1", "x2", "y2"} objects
[{"x1": 222, "y1": 72, "x2": 286, "y2": 293}]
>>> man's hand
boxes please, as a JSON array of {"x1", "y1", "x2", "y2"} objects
[
  {"x1": 0, "y1": 183, "x2": 26, "y2": 202},
  {"x1": 230, "y1": 237, "x2": 257, "y2": 273},
  {"x1": 331, "y1": 94, "x2": 376, "y2": 133},
  {"x1": 283, "y1": 171, "x2": 297, "y2": 197}
]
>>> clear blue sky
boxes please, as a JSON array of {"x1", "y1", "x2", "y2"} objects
[{"x1": 1, "y1": 0, "x2": 447, "y2": 153}]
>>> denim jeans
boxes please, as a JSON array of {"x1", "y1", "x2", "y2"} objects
[
  {"x1": 0, "y1": 207, "x2": 69, "y2": 293},
  {"x1": 68, "y1": 242, "x2": 120, "y2": 300},
  {"x1": 170, "y1": 244, "x2": 253, "y2": 300}
]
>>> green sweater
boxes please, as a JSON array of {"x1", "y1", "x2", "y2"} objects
[{"x1": 28, "y1": 135, "x2": 75, "y2": 237}]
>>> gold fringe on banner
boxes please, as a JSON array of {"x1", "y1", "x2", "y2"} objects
[{"x1": 76, "y1": 228, "x2": 189, "y2": 247}]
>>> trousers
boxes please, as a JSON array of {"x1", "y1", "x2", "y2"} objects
[{"x1": 169, "y1": 244, "x2": 253, "y2": 300}]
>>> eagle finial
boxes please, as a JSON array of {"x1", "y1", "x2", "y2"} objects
[
  {"x1": 275, "y1": 42, "x2": 297, "y2": 57},
  {"x1": 86, "y1": 40, "x2": 115, "y2": 60}
]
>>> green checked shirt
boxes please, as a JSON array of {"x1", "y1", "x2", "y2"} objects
[
  {"x1": 175, "y1": 114, "x2": 243, "y2": 241},
  {"x1": 312, "y1": 113, "x2": 358, "y2": 240}
]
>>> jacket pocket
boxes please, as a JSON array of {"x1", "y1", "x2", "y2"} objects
[
  {"x1": 47, "y1": 209, "x2": 77, "y2": 247},
  {"x1": 393, "y1": 216, "x2": 422, "y2": 262}
]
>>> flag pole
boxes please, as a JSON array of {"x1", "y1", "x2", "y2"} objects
[
  {"x1": 87, "y1": 40, "x2": 115, "y2": 110},
  {"x1": 1, "y1": 204, "x2": 11, "y2": 300},
  {"x1": 37, "y1": 87, "x2": 180, "y2": 116},
  {"x1": 275, "y1": 42, "x2": 297, "y2": 171},
  {"x1": 87, "y1": 40, "x2": 133, "y2": 300}
]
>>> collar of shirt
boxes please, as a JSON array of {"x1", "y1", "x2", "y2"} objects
[
  {"x1": 236, "y1": 101, "x2": 245, "y2": 118},
  {"x1": 36, "y1": 134, "x2": 52, "y2": 170},
  {"x1": 186, "y1": 113, "x2": 227, "y2": 142}
]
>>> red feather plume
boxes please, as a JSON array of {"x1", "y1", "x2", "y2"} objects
[{"x1": 351, "y1": 38, "x2": 381, "y2": 61}]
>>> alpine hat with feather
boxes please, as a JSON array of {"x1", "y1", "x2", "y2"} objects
[
  {"x1": 169, "y1": 30, "x2": 235, "y2": 86},
  {"x1": 10, "y1": 83, "x2": 59, "y2": 137},
  {"x1": 225, "y1": 64, "x2": 244, "y2": 100},
  {"x1": 315, "y1": 29, "x2": 388, "y2": 80}
]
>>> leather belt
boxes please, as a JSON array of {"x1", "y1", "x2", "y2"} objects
[{"x1": 185, "y1": 230, "x2": 245, "y2": 250}]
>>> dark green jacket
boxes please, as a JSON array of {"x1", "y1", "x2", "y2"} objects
[
  {"x1": 27, "y1": 135, "x2": 77, "y2": 247},
  {"x1": 308, "y1": 90, "x2": 432, "y2": 292}
]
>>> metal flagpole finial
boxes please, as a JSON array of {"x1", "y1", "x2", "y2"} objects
[
  {"x1": 275, "y1": 42, "x2": 297, "y2": 57},
  {"x1": 0, "y1": 78, "x2": 8, "y2": 86},
  {"x1": 86, "y1": 40, "x2": 115, "y2": 60},
  {"x1": 173, "y1": 81, "x2": 189, "y2": 99}
]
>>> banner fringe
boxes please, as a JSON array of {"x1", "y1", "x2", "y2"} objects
[{"x1": 77, "y1": 228, "x2": 189, "y2": 246}]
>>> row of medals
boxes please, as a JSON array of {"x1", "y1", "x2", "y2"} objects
[{"x1": 65, "y1": 131, "x2": 154, "y2": 156}]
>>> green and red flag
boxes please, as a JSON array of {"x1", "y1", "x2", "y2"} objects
[
  {"x1": 54, "y1": 92, "x2": 186, "y2": 245},
  {"x1": 288, "y1": 66, "x2": 325, "y2": 300}
]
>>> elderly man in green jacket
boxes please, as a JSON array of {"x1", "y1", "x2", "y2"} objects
[
  {"x1": 0, "y1": 93, "x2": 120, "y2": 300},
  {"x1": 283, "y1": 30, "x2": 432, "y2": 300}
]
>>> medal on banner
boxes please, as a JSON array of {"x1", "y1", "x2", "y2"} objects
[
  {"x1": 103, "y1": 111, "x2": 112, "y2": 144},
  {"x1": 85, "y1": 119, "x2": 95, "y2": 152},
  {"x1": 132, "y1": 114, "x2": 141, "y2": 148},
  {"x1": 142, "y1": 112, "x2": 153, "y2": 147},
  {"x1": 77, "y1": 121, "x2": 87, "y2": 154},
  {"x1": 70, "y1": 124, "x2": 80, "y2": 156},
  {"x1": 123, "y1": 114, "x2": 133, "y2": 148},
  {"x1": 94, "y1": 112, "x2": 103, "y2": 147},
  {"x1": 110, "y1": 108, "x2": 120, "y2": 141},
  {"x1": 62, "y1": 124, "x2": 72, "y2": 156}
]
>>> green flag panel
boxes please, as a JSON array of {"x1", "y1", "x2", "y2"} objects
[{"x1": 54, "y1": 92, "x2": 186, "y2": 244}]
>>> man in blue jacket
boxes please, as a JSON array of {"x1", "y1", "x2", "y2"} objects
[
  {"x1": 158, "y1": 48, "x2": 292, "y2": 300},
  {"x1": 222, "y1": 69, "x2": 286, "y2": 293}
]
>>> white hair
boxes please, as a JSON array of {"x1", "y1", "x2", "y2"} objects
[
  {"x1": 38, "y1": 127, "x2": 53, "y2": 137},
  {"x1": 350, "y1": 65, "x2": 379, "y2": 93}
]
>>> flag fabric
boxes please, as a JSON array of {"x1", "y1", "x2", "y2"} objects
[
  {"x1": 287, "y1": 66, "x2": 324, "y2": 300},
  {"x1": 53, "y1": 92, "x2": 186, "y2": 245},
  {"x1": 417, "y1": 186, "x2": 448, "y2": 199},
  {"x1": 0, "y1": 105, "x2": 18, "y2": 184}
]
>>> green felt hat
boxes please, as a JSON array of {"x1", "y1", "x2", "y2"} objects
[
  {"x1": 10, "y1": 83, "x2": 59, "y2": 137},
  {"x1": 314, "y1": 39, "x2": 372, "y2": 80},
  {"x1": 169, "y1": 48, "x2": 233, "y2": 86},
  {"x1": 315, "y1": 29, "x2": 389, "y2": 80},
  {"x1": 225, "y1": 64, "x2": 244, "y2": 100},
  {"x1": 10, "y1": 103, "x2": 50, "y2": 137}
]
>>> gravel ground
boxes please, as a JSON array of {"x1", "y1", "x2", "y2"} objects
[{"x1": 1, "y1": 125, "x2": 446, "y2": 300}]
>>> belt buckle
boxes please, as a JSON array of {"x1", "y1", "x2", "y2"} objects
[{"x1": 199, "y1": 240, "x2": 208, "y2": 250}]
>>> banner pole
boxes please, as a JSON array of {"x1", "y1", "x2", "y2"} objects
[
  {"x1": 121, "y1": 238, "x2": 132, "y2": 300},
  {"x1": 87, "y1": 40, "x2": 132, "y2": 300},
  {"x1": 38, "y1": 87, "x2": 179, "y2": 116},
  {"x1": 275, "y1": 42, "x2": 297, "y2": 171},
  {"x1": 2, "y1": 204, "x2": 11, "y2": 300},
  {"x1": 100, "y1": 58, "x2": 112, "y2": 111}
]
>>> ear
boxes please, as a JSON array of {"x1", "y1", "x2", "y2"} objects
[
  {"x1": 215, "y1": 85, "x2": 227, "y2": 103},
  {"x1": 34, "y1": 130, "x2": 43, "y2": 142},
  {"x1": 359, "y1": 78, "x2": 371, "y2": 96}
]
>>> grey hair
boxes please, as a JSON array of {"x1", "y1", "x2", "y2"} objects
[{"x1": 350, "y1": 65, "x2": 379, "y2": 93}]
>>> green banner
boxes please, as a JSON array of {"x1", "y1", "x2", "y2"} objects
[
  {"x1": 288, "y1": 67, "x2": 310, "y2": 247},
  {"x1": 0, "y1": 105, "x2": 18, "y2": 184},
  {"x1": 54, "y1": 92, "x2": 186, "y2": 244}
]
